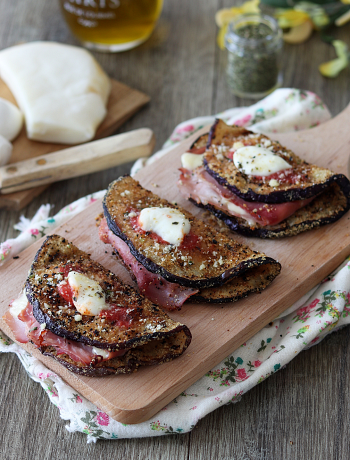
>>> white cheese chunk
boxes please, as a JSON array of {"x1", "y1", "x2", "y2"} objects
[
  {"x1": 9, "y1": 291, "x2": 28, "y2": 318},
  {"x1": 234, "y1": 146, "x2": 291, "y2": 176},
  {"x1": 138, "y1": 207, "x2": 191, "y2": 246},
  {"x1": 67, "y1": 271, "x2": 108, "y2": 316},
  {"x1": 0, "y1": 134, "x2": 12, "y2": 166},
  {"x1": 181, "y1": 152, "x2": 204, "y2": 170},
  {"x1": 91, "y1": 347, "x2": 110, "y2": 358},
  {"x1": 269, "y1": 179, "x2": 280, "y2": 187},
  {"x1": 0, "y1": 97, "x2": 23, "y2": 141},
  {"x1": 232, "y1": 141, "x2": 244, "y2": 150},
  {"x1": 225, "y1": 200, "x2": 258, "y2": 227},
  {"x1": 0, "y1": 41, "x2": 111, "y2": 144}
]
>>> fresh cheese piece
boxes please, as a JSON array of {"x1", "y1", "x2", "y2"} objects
[
  {"x1": 269, "y1": 179, "x2": 280, "y2": 187},
  {"x1": 9, "y1": 291, "x2": 28, "y2": 318},
  {"x1": 138, "y1": 207, "x2": 191, "y2": 246},
  {"x1": 67, "y1": 271, "x2": 108, "y2": 316},
  {"x1": 232, "y1": 141, "x2": 244, "y2": 150},
  {"x1": 91, "y1": 347, "x2": 111, "y2": 358},
  {"x1": 0, "y1": 97, "x2": 23, "y2": 141},
  {"x1": 234, "y1": 146, "x2": 292, "y2": 176},
  {"x1": 181, "y1": 152, "x2": 204, "y2": 170},
  {"x1": 0, "y1": 134, "x2": 12, "y2": 166},
  {"x1": 0, "y1": 41, "x2": 111, "y2": 144}
]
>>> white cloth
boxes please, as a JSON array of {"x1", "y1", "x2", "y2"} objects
[{"x1": 2, "y1": 88, "x2": 346, "y2": 444}]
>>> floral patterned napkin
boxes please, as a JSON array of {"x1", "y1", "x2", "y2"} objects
[{"x1": 2, "y1": 88, "x2": 348, "y2": 444}]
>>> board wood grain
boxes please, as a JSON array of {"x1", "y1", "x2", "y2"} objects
[
  {"x1": 0, "y1": 103, "x2": 349, "y2": 425},
  {"x1": 0, "y1": 78, "x2": 150, "y2": 209}
]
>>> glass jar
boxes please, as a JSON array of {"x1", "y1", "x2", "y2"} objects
[
  {"x1": 59, "y1": 0, "x2": 163, "y2": 53},
  {"x1": 225, "y1": 14, "x2": 283, "y2": 99}
]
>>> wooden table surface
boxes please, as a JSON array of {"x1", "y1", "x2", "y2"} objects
[{"x1": 0, "y1": 1, "x2": 350, "y2": 458}]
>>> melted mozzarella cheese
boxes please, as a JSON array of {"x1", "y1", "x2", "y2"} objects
[
  {"x1": 234, "y1": 146, "x2": 291, "y2": 176},
  {"x1": 9, "y1": 291, "x2": 28, "y2": 318},
  {"x1": 67, "y1": 271, "x2": 108, "y2": 316},
  {"x1": 91, "y1": 347, "x2": 110, "y2": 358},
  {"x1": 138, "y1": 207, "x2": 191, "y2": 246},
  {"x1": 219, "y1": 197, "x2": 258, "y2": 226},
  {"x1": 181, "y1": 152, "x2": 204, "y2": 170}
]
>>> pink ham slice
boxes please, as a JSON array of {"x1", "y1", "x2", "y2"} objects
[
  {"x1": 3, "y1": 302, "x2": 126, "y2": 365},
  {"x1": 179, "y1": 167, "x2": 314, "y2": 227},
  {"x1": 99, "y1": 218, "x2": 199, "y2": 310},
  {"x1": 3, "y1": 310, "x2": 29, "y2": 344}
]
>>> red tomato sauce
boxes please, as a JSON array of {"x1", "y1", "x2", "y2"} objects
[
  {"x1": 252, "y1": 169, "x2": 307, "y2": 185},
  {"x1": 180, "y1": 232, "x2": 199, "y2": 250},
  {"x1": 99, "y1": 305, "x2": 134, "y2": 328},
  {"x1": 57, "y1": 281, "x2": 75, "y2": 306}
]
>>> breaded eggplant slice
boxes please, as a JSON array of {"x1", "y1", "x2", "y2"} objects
[
  {"x1": 105, "y1": 227, "x2": 279, "y2": 305},
  {"x1": 25, "y1": 234, "x2": 191, "y2": 375},
  {"x1": 192, "y1": 263, "x2": 279, "y2": 302},
  {"x1": 103, "y1": 175, "x2": 281, "y2": 291},
  {"x1": 40, "y1": 331, "x2": 189, "y2": 377},
  {"x1": 191, "y1": 181, "x2": 349, "y2": 239},
  {"x1": 204, "y1": 119, "x2": 350, "y2": 204}
]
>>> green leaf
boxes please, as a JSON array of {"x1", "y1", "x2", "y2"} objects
[{"x1": 92, "y1": 430, "x2": 105, "y2": 437}]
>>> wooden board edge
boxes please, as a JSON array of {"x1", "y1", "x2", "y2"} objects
[{"x1": 1, "y1": 237, "x2": 348, "y2": 424}]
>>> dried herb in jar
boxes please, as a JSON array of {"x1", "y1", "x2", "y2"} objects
[{"x1": 225, "y1": 14, "x2": 283, "y2": 98}]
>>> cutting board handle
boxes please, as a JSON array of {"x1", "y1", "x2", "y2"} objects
[{"x1": 0, "y1": 128, "x2": 155, "y2": 194}]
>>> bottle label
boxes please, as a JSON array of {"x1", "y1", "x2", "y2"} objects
[
  {"x1": 66, "y1": 0, "x2": 120, "y2": 7},
  {"x1": 62, "y1": 0, "x2": 121, "y2": 28}
]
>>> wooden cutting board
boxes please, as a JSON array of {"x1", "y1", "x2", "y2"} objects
[
  {"x1": 0, "y1": 78, "x2": 150, "y2": 210},
  {"x1": 1, "y1": 103, "x2": 350, "y2": 425}
]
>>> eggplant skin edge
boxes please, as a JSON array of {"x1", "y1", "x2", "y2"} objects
[
  {"x1": 192, "y1": 122, "x2": 350, "y2": 205},
  {"x1": 25, "y1": 234, "x2": 192, "y2": 352},
  {"x1": 190, "y1": 199, "x2": 349, "y2": 239},
  {"x1": 28, "y1": 285, "x2": 191, "y2": 351},
  {"x1": 39, "y1": 327, "x2": 192, "y2": 377},
  {"x1": 103, "y1": 196, "x2": 280, "y2": 289},
  {"x1": 204, "y1": 158, "x2": 350, "y2": 205},
  {"x1": 41, "y1": 348, "x2": 138, "y2": 376}
]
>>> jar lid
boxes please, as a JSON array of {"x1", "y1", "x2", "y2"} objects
[{"x1": 225, "y1": 13, "x2": 282, "y2": 51}]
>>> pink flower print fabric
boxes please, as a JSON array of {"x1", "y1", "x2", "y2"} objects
[{"x1": 130, "y1": 88, "x2": 331, "y2": 176}]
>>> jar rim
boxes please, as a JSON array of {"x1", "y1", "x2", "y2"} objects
[{"x1": 225, "y1": 13, "x2": 282, "y2": 48}]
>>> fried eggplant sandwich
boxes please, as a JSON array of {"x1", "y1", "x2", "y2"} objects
[
  {"x1": 178, "y1": 119, "x2": 350, "y2": 238},
  {"x1": 99, "y1": 175, "x2": 281, "y2": 311},
  {"x1": 3, "y1": 235, "x2": 191, "y2": 376}
]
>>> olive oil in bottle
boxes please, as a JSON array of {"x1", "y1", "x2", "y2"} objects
[{"x1": 59, "y1": 0, "x2": 163, "y2": 52}]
